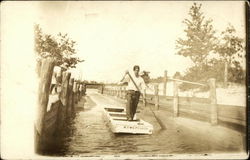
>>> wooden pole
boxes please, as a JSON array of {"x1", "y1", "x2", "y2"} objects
[
  {"x1": 78, "y1": 83, "x2": 81, "y2": 98},
  {"x1": 83, "y1": 83, "x2": 86, "y2": 95},
  {"x1": 154, "y1": 84, "x2": 159, "y2": 110},
  {"x1": 163, "y1": 70, "x2": 168, "y2": 96},
  {"x1": 62, "y1": 72, "x2": 71, "y2": 105},
  {"x1": 224, "y1": 61, "x2": 228, "y2": 87},
  {"x1": 36, "y1": 59, "x2": 42, "y2": 77},
  {"x1": 35, "y1": 57, "x2": 55, "y2": 151},
  {"x1": 56, "y1": 67, "x2": 63, "y2": 93},
  {"x1": 168, "y1": 78, "x2": 206, "y2": 86},
  {"x1": 101, "y1": 84, "x2": 104, "y2": 94},
  {"x1": 116, "y1": 86, "x2": 118, "y2": 97},
  {"x1": 209, "y1": 78, "x2": 218, "y2": 125},
  {"x1": 73, "y1": 81, "x2": 77, "y2": 104},
  {"x1": 76, "y1": 82, "x2": 79, "y2": 101},
  {"x1": 77, "y1": 83, "x2": 81, "y2": 101},
  {"x1": 123, "y1": 86, "x2": 126, "y2": 99},
  {"x1": 80, "y1": 83, "x2": 83, "y2": 96},
  {"x1": 173, "y1": 80, "x2": 179, "y2": 117},
  {"x1": 143, "y1": 88, "x2": 146, "y2": 107},
  {"x1": 69, "y1": 78, "x2": 75, "y2": 114},
  {"x1": 57, "y1": 71, "x2": 71, "y2": 129},
  {"x1": 66, "y1": 73, "x2": 74, "y2": 117},
  {"x1": 119, "y1": 86, "x2": 122, "y2": 98},
  {"x1": 60, "y1": 72, "x2": 71, "y2": 106}
]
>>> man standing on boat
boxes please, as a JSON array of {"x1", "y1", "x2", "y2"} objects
[{"x1": 119, "y1": 65, "x2": 146, "y2": 121}]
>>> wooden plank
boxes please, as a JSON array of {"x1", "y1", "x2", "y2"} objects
[
  {"x1": 179, "y1": 103, "x2": 210, "y2": 112},
  {"x1": 154, "y1": 84, "x2": 159, "y2": 110},
  {"x1": 44, "y1": 101, "x2": 60, "y2": 123},
  {"x1": 218, "y1": 117, "x2": 246, "y2": 126},
  {"x1": 36, "y1": 58, "x2": 55, "y2": 135},
  {"x1": 218, "y1": 105, "x2": 246, "y2": 121},
  {"x1": 179, "y1": 108, "x2": 210, "y2": 122},
  {"x1": 104, "y1": 107, "x2": 124, "y2": 112},
  {"x1": 178, "y1": 96, "x2": 210, "y2": 104},
  {"x1": 179, "y1": 107, "x2": 210, "y2": 118},
  {"x1": 109, "y1": 113, "x2": 127, "y2": 117},
  {"x1": 103, "y1": 107, "x2": 153, "y2": 134}
]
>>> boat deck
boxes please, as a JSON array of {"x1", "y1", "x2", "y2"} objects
[{"x1": 103, "y1": 106, "x2": 153, "y2": 134}]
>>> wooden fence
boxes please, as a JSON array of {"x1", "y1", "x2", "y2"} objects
[
  {"x1": 35, "y1": 58, "x2": 86, "y2": 153},
  {"x1": 101, "y1": 70, "x2": 246, "y2": 132}
]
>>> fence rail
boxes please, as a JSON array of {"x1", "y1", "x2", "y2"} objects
[
  {"x1": 100, "y1": 70, "x2": 245, "y2": 132},
  {"x1": 35, "y1": 57, "x2": 87, "y2": 153}
]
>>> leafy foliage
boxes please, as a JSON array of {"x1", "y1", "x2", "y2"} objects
[
  {"x1": 176, "y1": 3, "x2": 217, "y2": 66},
  {"x1": 216, "y1": 24, "x2": 245, "y2": 83},
  {"x1": 34, "y1": 24, "x2": 84, "y2": 69},
  {"x1": 175, "y1": 3, "x2": 245, "y2": 88},
  {"x1": 216, "y1": 24, "x2": 244, "y2": 62}
]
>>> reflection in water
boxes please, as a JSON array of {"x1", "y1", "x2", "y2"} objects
[
  {"x1": 41, "y1": 95, "x2": 186, "y2": 156},
  {"x1": 41, "y1": 92, "x2": 243, "y2": 156}
]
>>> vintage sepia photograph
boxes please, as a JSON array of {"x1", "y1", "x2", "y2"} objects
[{"x1": 1, "y1": 1, "x2": 248, "y2": 159}]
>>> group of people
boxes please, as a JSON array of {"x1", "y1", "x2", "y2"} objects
[{"x1": 119, "y1": 65, "x2": 147, "y2": 121}]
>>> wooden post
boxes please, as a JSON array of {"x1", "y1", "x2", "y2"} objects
[
  {"x1": 173, "y1": 80, "x2": 179, "y2": 117},
  {"x1": 77, "y1": 82, "x2": 80, "y2": 102},
  {"x1": 119, "y1": 86, "x2": 122, "y2": 98},
  {"x1": 143, "y1": 88, "x2": 146, "y2": 107},
  {"x1": 58, "y1": 71, "x2": 71, "y2": 129},
  {"x1": 115, "y1": 86, "x2": 118, "y2": 97},
  {"x1": 75, "y1": 82, "x2": 78, "y2": 103},
  {"x1": 154, "y1": 84, "x2": 159, "y2": 110},
  {"x1": 36, "y1": 59, "x2": 42, "y2": 77},
  {"x1": 209, "y1": 78, "x2": 218, "y2": 125},
  {"x1": 66, "y1": 76, "x2": 73, "y2": 118},
  {"x1": 73, "y1": 81, "x2": 77, "y2": 104},
  {"x1": 80, "y1": 83, "x2": 83, "y2": 96},
  {"x1": 122, "y1": 86, "x2": 125, "y2": 99},
  {"x1": 83, "y1": 83, "x2": 86, "y2": 95},
  {"x1": 79, "y1": 83, "x2": 82, "y2": 100},
  {"x1": 60, "y1": 72, "x2": 71, "y2": 106},
  {"x1": 124, "y1": 86, "x2": 127, "y2": 99},
  {"x1": 56, "y1": 67, "x2": 63, "y2": 93},
  {"x1": 118, "y1": 86, "x2": 120, "y2": 98},
  {"x1": 76, "y1": 82, "x2": 79, "y2": 101},
  {"x1": 163, "y1": 70, "x2": 168, "y2": 96},
  {"x1": 224, "y1": 61, "x2": 228, "y2": 87},
  {"x1": 101, "y1": 84, "x2": 104, "y2": 94},
  {"x1": 70, "y1": 78, "x2": 75, "y2": 114},
  {"x1": 35, "y1": 58, "x2": 54, "y2": 151}
]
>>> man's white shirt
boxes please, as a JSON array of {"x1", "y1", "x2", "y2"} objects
[{"x1": 122, "y1": 73, "x2": 146, "y2": 91}]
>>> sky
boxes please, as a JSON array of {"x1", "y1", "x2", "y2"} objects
[{"x1": 35, "y1": 1, "x2": 246, "y2": 83}]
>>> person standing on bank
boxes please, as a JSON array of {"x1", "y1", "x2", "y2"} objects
[{"x1": 119, "y1": 65, "x2": 146, "y2": 121}]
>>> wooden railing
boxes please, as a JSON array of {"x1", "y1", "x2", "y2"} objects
[
  {"x1": 100, "y1": 71, "x2": 246, "y2": 132},
  {"x1": 35, "y1": 58, "x2": 87, "y2": 153}
]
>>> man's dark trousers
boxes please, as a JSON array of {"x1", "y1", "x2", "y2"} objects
[{"x1": 126, "y1": 90, "x2": 140, "y2": 120}]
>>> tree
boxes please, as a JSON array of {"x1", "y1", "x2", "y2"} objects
[
  {"x1": 176, "y1": 3, "x2": 217, "y2": 67},
  {"x1": 216, "y1": 24, "x2": 244, "y2": 86},
  {"x1": 34, "y1": 24, "x2": 84, "y2": 69}
]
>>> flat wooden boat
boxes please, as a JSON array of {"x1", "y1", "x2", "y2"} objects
[{"x1": 103, "y1": 106, "x2": 153, "y2": 134}]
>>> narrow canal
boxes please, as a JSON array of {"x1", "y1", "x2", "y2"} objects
[{"x1": 48, "y1": 89, "x2": 244, "y2": 156}]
